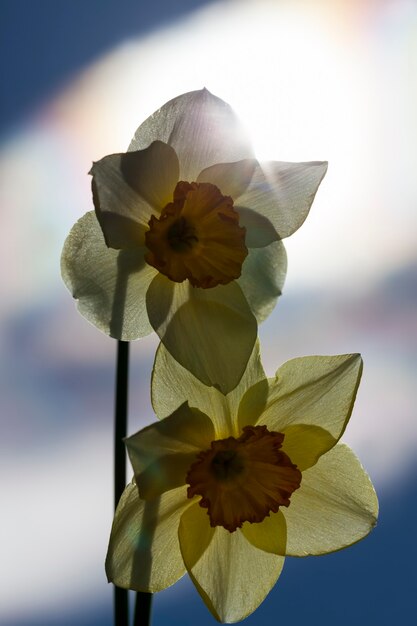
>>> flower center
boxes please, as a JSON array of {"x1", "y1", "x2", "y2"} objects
[
  {"x1": 186, "y1": 425, "x2": 302, "y2": 532},
  {"x1": 166, "y1": 216, "x2": 198, "y2": 252},
  {"x1": 145, "y1": 181, "x2": 248, "y2": 289}
]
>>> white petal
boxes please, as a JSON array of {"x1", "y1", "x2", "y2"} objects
[
  {"x1": 238, "y1": 240, "x2": 287, "y2": 323},
  {"x1": 90, "y1": 141, "x2": 179, "y2": 247},
  {"x1": 197, "y1": 159, "x2": 256, "y2": 199},
  {"x1": 235, "y1": 160, "x2": 328, "y2": 239},
  {"x1": 61, "y1": 211, "x2": 156, "y2": 340},
  {"x1": 129, "y1": 89, "x2": 254, "y2": 182}
]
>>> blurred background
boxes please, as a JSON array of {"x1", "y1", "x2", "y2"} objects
[{"x1": 1, "y1": 0, "x2": 416, "y2": 624}]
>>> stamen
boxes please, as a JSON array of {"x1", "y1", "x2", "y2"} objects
[
  {"x1": 187, "y1": 425, "x2": 302, "y2": 532},
  {"x1": 145, "y1": 181, "x2": 248, "y2": 288},
  {"x1": 167, "y1": 216, "x2": 198, "y2": 252}
]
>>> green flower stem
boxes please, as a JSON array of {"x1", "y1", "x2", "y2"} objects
[
  {"x1": 114, "y1": 340, "x2": 129, "y2": 626},
  {"x1": 134, "y1": 592, "x2": 153, "y2": 626}
]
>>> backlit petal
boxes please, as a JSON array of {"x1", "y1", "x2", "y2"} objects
[
  {"x1": 283, "y1": 444, "x2": 378, "y2": 556},
  {"x1": 235, "y1": 160, "x2": 328, "y2": 239},
  {"x1": 279, "y1": 424, "x2": 336, "y2": 471},
  {"x1": 151, "y1": 340, "x2": 265, "y2": 438},
  {"x1": 179, "y1": 502, "x2": 285, "y2": 623},
  {"x1": 91, "y1": 142, "x2": 179, "y2": 248},
  {"x1": 129, "y1": 89, "x2": 254, "y2": 182},
  {"x1": 236, "y1": 207, "x2": 280, "y2": 248},
  {"x1": 238, "y1": 355, "x2": 362, "y2": 458},
  {"x1": 197, "y1": 159, "x2": 256, "y2": 200},
  {"x1": 146, "y1": 275, "x2": 257, "y2": 394},
  {"x1": 237, "y1": 240, "x2": 287, "y2": 323},
  {"x1": 241, "y1": 510, "x2": 287, "y2": 555},
  {"x1": 126, "y1": 403, "x2": 215, "y2": 499},
  {"x1": 105, "y1": 482, "x2": 190, "y2": 592},
  {"x1": 61, "y1": 211, "x2": 156, "y2": 340}
]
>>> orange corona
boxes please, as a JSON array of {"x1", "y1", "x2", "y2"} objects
[
  {"x1": 187, "y1": 425, "x2": 302, "y2": 532},
  {"x1": 145, "y1": 181, "x2": 248, "y2": 288}
]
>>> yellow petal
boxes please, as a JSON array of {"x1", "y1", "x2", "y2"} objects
[
  {"x1": 146, "y1": 275, "x2": 257, "y2": 395},
  {"x1": 126, "y1": 403, "x2": 215, "y2": 499},
  {"x1": 129, "y1": 89, "x2": 254, "y2": 182},
  {"x1": 239, "y1": 354, "x2": 362, "y2": 446},
  {"x1": 235, "y1": 160, "x2": 328, "y2": 239},
  {"x1": 283, "y1": 444, "x2": 378, "y2": 556},
  {"x1": 280, "y1": 424, "x2": 336, "y2": 471},
  {"x1": 179, "y1": 502, "x2": 285, "y2": 623},
  {"x1": 152, "y1": 339, "x2": 265, "y2": 438},
  {"x1": 61, "y1": 211, "x2": 156, "y2": 340},
  {"x1": 105, "y1": 482, "x2": 190, "y2": 592},
  {"x1": 241, "y1": 510, "x2": 287, "y2": 554}
]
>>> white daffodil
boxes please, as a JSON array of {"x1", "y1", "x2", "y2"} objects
[{"x1": 62, "y1": 90, "x2": 327, "y2": 392}]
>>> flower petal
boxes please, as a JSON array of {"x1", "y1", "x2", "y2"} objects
[
  {"x1": 241, "y1": 510, "x2": 287, "y2": 554},
  {"x1": 238, "y1": 354, "x2": 363, "y2": 463},
  {"x1": 179, "y1": 502, "x2": 285, "y2": 623},
  {"x1": 91, "y1": 141, "x2": 179, "y2": 248},
  {"x1": 235, "y1": 160, "x2": 328, "y2": 239},
  {"x1": 146, "y1": 275, "x2": 257, "y2": 395},
  {"x1": 280, "y1": 424, "x2": 336, "y2": 471},
  {"x1": 152, "y1": 339, "x2": 265, "y2": 438},
  {"x1": 283, "y1": 444, "x2": 378, "y2": 556},
  {"x1": 61, "y1": 211, "x2": 156, "y2": 340},
  {"x1": 237, "y1": 240, "x2": 287, "y2": 323},
  {"x1": 151, "y1": 343, "x2": 230, "y2": 434},
  {"x1": 197, "y1": 159, "x2": 256, "y2": 200},
  {"x1": 129, "y1": 89, "x2": 254, "y2": 182},
  {"x1": 105, "y1": 482, "x2": 190, "y2": 592},
  {"x1": 126, "y1": 403, "x2": 215, "y2": 499},
  {"x1": 236, "y1": 207, "x2": 280, "y2": 248}
]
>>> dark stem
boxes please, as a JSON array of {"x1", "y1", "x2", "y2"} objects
[
  {"x1": 134, "y1": 592, "x2": 153, "y2": 626},
  {"x1": 114, "y1": 340, "x2": 129, "y2": 626}
]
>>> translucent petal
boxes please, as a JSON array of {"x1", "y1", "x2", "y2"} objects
[
  {"x1": 179, "y1": 502, "x2": 285, "y2": 623},
  {"x1": 61, "y1": 211, "x2": 156, "y2": 339},
  {"x1": 91, "y1": 142, "x2": 179, "y2": 248},
  {"x1": 126, "y1": 403, "x2": 215, "y2": 499},
  {"x1": 241, "y1": 510, "x2": 287, "y2": 554},
  {"x1": 280, "y1": 424, "x2": 336, "y2": 471},
  {"x1": 196, "y1": 159, "x2": 256, "y2": 200},
  {"x1": 237, "y1": 240, "x2": 287, "y2": 323},
  {"x1": 239, "y1": 355, "x2": 363, "y2": 450},
  {"x1": 152, "y1": 340, "x2": 265, "y2": 438},
  {"x1": 129, "y1": 89, "x2": 254, "y2": 182},
  {"x1": 105, "y1": 482, "x2": 190, "y2": 592},
  {"x1": 235, "y1": 160, "x2": 328, "y2": 239},
  {"x1": 236, "y1": 207, "x2": 280, "y2": 248},
  {"x1": 283, "y1": 444, "x2": 378, "y2": 556},
  {"x1": 146, "y1": 275, "x2": 257, "y2": 395}
]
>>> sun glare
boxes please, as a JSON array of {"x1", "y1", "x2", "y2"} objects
[{"x1": 52, "y1": 0, "x2": 417, "y2": 292}]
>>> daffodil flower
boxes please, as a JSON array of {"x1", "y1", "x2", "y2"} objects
[
  {"x1": 61, "y1": 89, "x2": 327, "y2": 393},
  {"x1": 106, "y1": 344, "x2": 378, "y2": 623}
]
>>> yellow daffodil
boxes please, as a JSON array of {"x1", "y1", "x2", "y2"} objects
[
  {"x1": 61, "y1": 89, "x2": 327, "y2": 393},
  {"x1": 106, "y1": 343, "x2": 378, "y2": 623}
]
